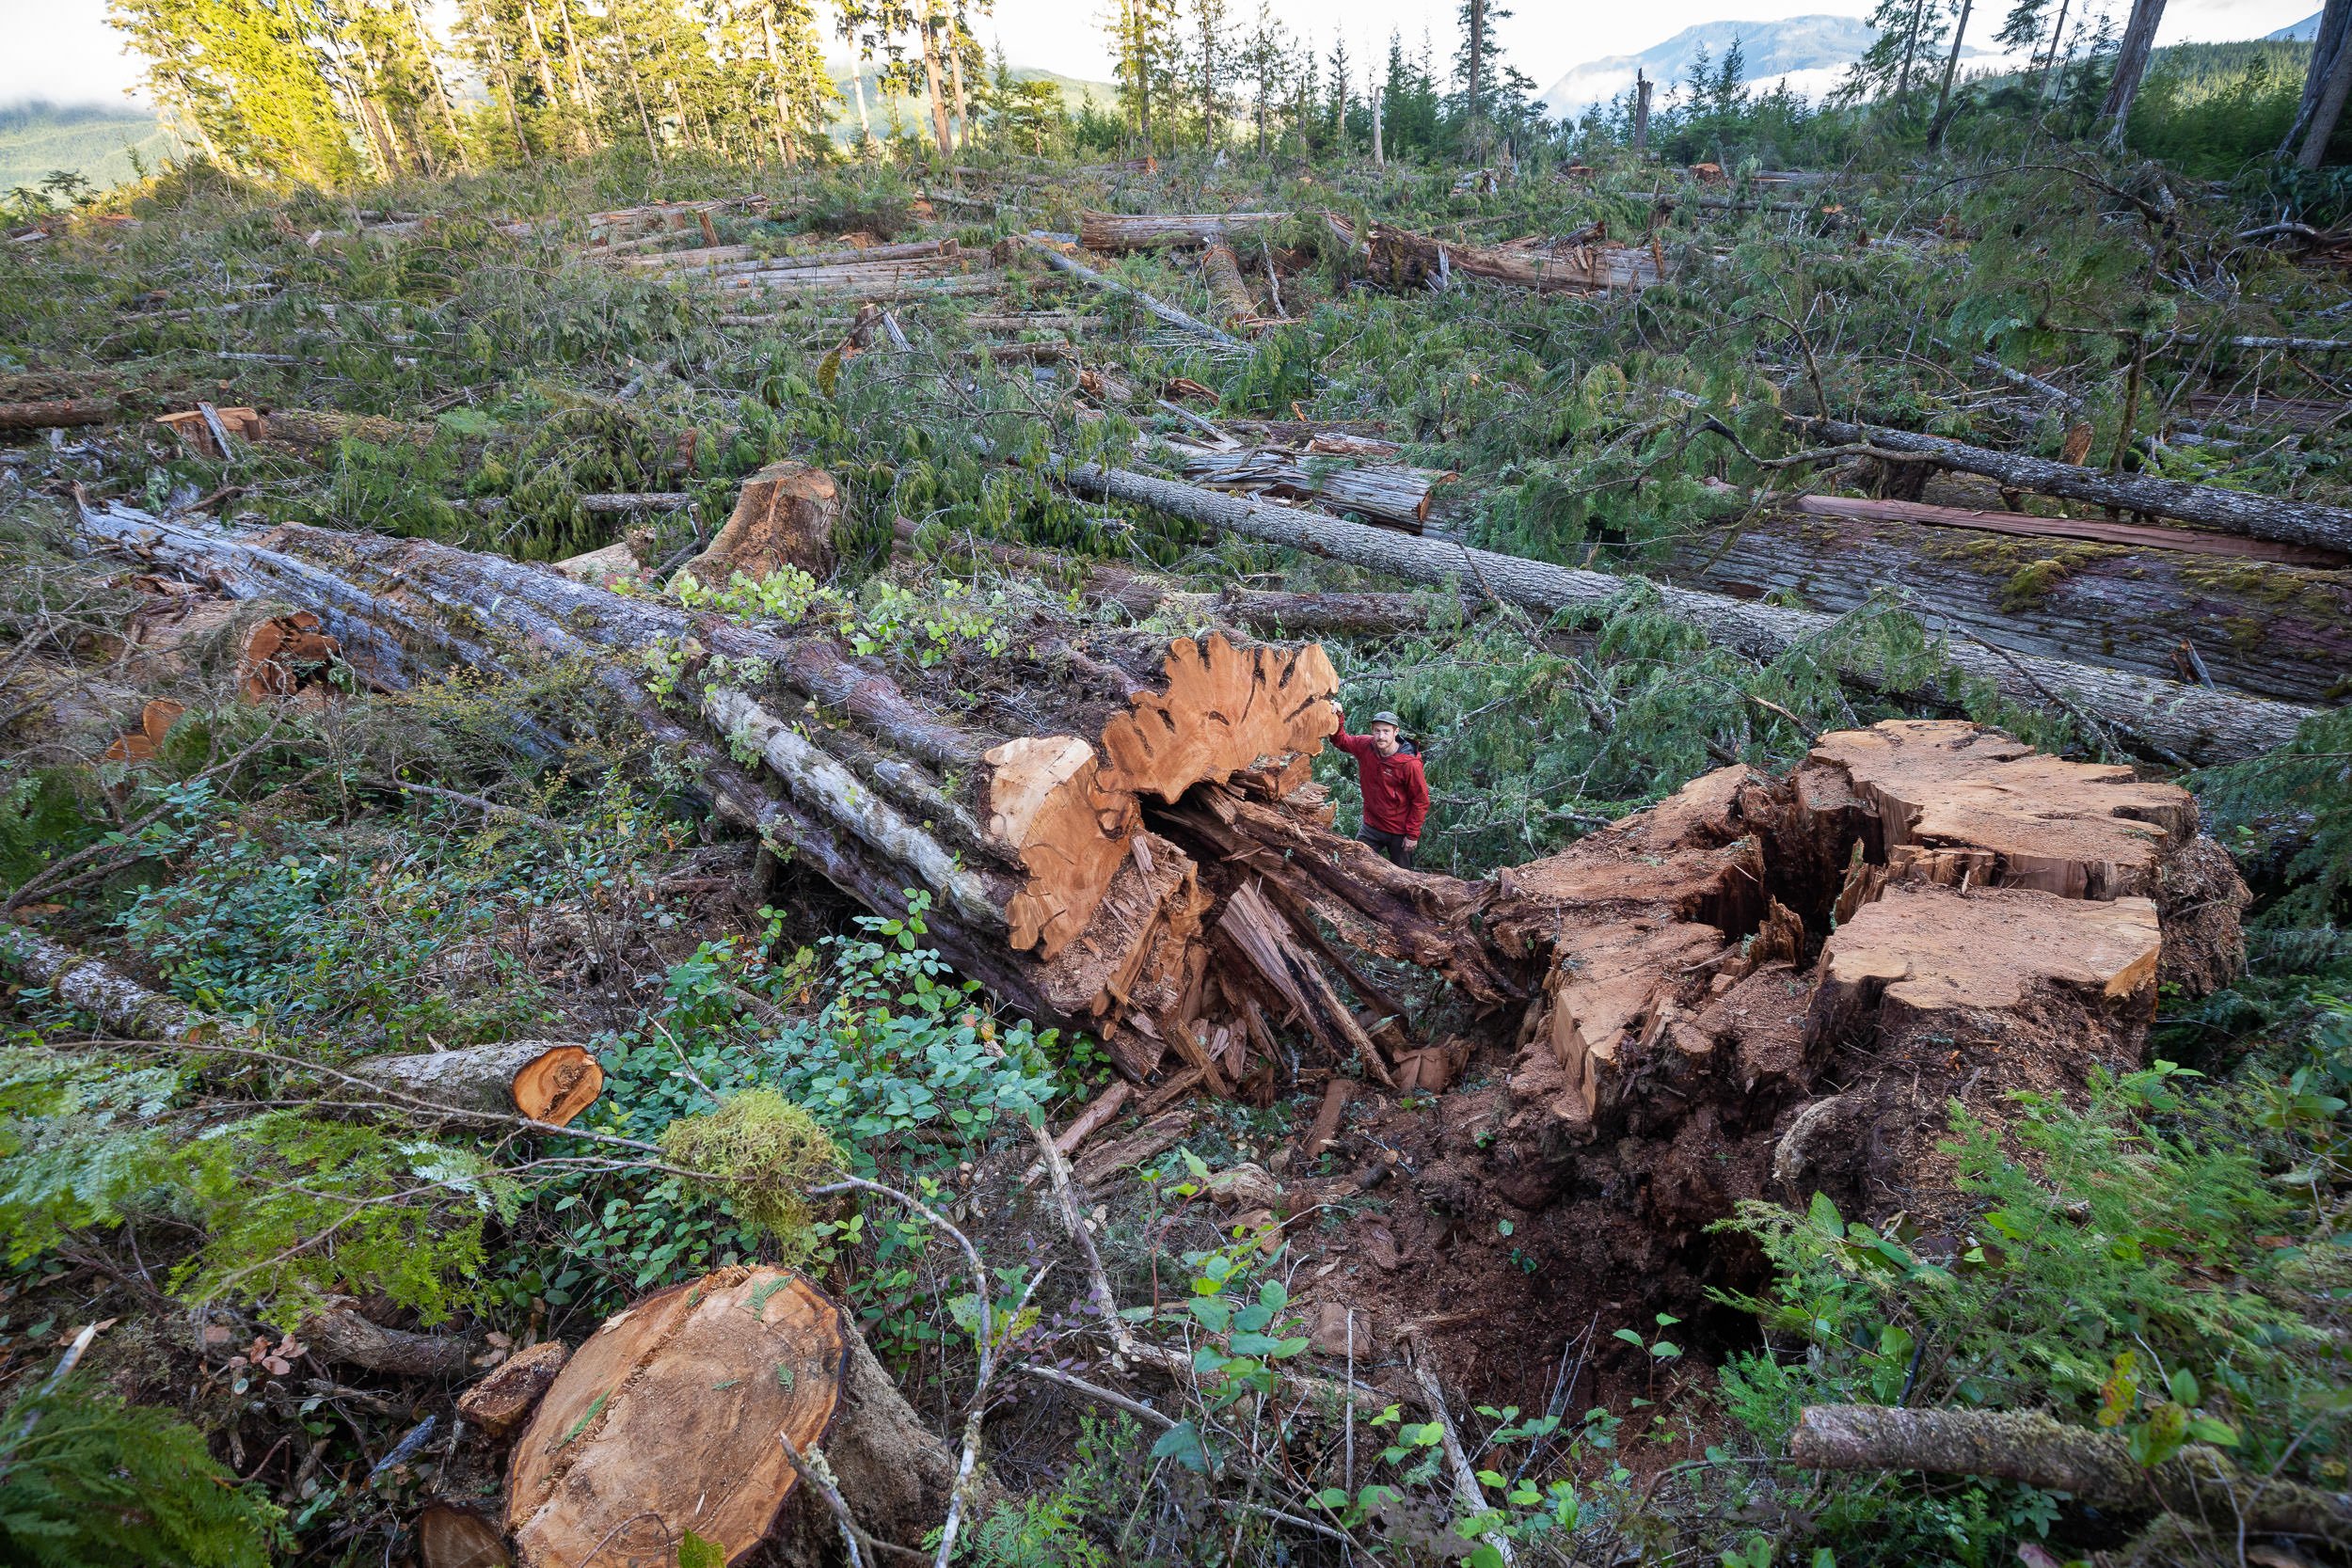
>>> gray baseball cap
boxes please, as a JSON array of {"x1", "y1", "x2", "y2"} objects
[{"x1": 1370, "y1": 710, "x2": 1403, "y2": 727}]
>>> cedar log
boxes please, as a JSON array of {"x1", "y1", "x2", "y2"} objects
[
  {"x1": 0, "y1": 400, "x2": 112, "y2": 431},
  {"x1": 1058, "y1": 462, "x2": 2315, "y2": 765},
  {"x1": 1798, "y1": 415, "x2": 2352, "y2": 556}
]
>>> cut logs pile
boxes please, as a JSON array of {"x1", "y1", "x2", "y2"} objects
[{"x1": 73, "y1": 497, "x2": 1507, "y2": 1094}]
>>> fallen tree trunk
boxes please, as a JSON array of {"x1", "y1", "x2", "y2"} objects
[
  {"x1": 626, "y1": 237, "x2": 953, "y2": 274},
  {"x1": 1364, "y1": 222, "x2": 1668, "y2": 293},
  {"x1": 894, "y1": 521, "x2": 1490, "y2": 636},
  {"x1": 0, "y1": 922, "x2": 211, "y2": 1040},
  {"x1": 1172, "y1": 444, "x2": 1452, "y2": 531},
  {"x1": 352, "y1": 1041, "x2": 603, "y2": 1125},
  {"x1": 1788, "y1": 1404, "x2": 2352, "y2": 1543},
  {"x1": 1201, "y1": 240, "x2": 1259, "y2": 331},
  {"x1": 1797, "y1": 415, "x2": 2352, "y2": 556},
  {"x1": 0, "y1": 400, "x2": 112, "y2": 431},
  {"x1": 1731, "y1": 484, "x2": 2347, "y2": 567},
  {"x1": 1024, "y1": 238, "x2": 1242, "y2": 347},
  {"x1": 77, "y1": 501, "x2": 1510, "y2": 1090},
  {"x1": 1059, "y1": 462, "x2": 2316, "y2": 766},
  {"x1": 1671, "y1": 503, "x2": 2352, "y2": 706},
  {"x1": 1077, "y1": 212, "x2": 1286, "y2": 251}
]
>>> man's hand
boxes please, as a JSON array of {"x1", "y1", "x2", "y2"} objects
[{"x1": 1404, "y1": 837, "x2": 1419, "y2": 853}]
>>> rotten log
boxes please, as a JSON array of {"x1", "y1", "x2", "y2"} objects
[
  {"x1": 0, "y1": 399, "x2": 111, "y2": 431},
  {"x1": 676, "y1": 459, "x2": 837, "y2": 585},
  {"x1": 1485, "y1": 719, "x2": 2246, "y2": 1222},
  {"x1": 1798, "y1": 415, "x2": 2352, "y2": 556},
  {"x1": 1077, "y1": 212, "x2": 1286, "y2": 250},
  {"x1": 1788, "y1": 1405, "x2": 2352, "y2": 1543},
  {"x1": 1023, "y1": 238, "x2": 1242, "y2": 348},
  {"x1": 506, "y1": 1266, "x2": 961, "y2": 1566},
  {"x1": 1672, "y1": 501, "x2": 2352, "y2": 707},
  {"x1": 1058, "y1": 462, "x2": 2316, "y2": 766},
  {"x1": 1172, "y1": 444, "x2": 1453, "y2": 532},
  {"x1": 1364, "y1": 221, "x2": 1668, "y2": 293},
  {"x1": 351, "y1": 1041, "x2": 603, "y2": 1126}
]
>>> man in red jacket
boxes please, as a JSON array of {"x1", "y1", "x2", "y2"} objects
[{"x1": 1330, "y1": 707, "x2": 1430, "y2": 866}]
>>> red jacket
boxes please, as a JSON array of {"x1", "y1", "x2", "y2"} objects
[{"x1": 1332, "y1": 728, "x2": 1430, "y2": 838}]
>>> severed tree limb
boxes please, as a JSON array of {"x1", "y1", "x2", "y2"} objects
[
  {"x1": 1, "y1": 922, "x2": 212, "y2": 1042},
  {"x1": 1024, "y1": 238, "x2": 1242, "y2": 348},
  {"x1": 300, "y1": 1304, "x2": 479, "y2": 1379},
  {"x1": 1409, "y1": 1347, "x2": 1516, "y2": 1567},
  {"x1": 1057, "y1": 460, "x2": 2314, "y2": 767},
  {"x1": 1789, "y1": 1404, "x2": 2352, "y2": 1544}
]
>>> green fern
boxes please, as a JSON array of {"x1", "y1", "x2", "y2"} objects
[{"x1": 0, "y1": 1384, "x2": 280, "y2": 1568}]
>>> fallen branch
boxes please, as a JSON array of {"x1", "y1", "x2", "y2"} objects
[
  {"x1": 1789, "y1": 1404, "x2": 2352, "y2": 1544},
  {"x1": 1023, "y1": 238, "x2": 1242, "y2": 348}
]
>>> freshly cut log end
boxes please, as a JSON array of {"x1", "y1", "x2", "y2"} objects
[
  {"x1": 506, "y1": 1267, "x2": 848, "y2": 1568},
  {"x1": 103, "y1": 699, "x2": 187, "y2": 764},
  {"x1": 457, "y1": 1338, "x2": 571, "y2": 1440},
  {"x1": 1096, "y1": 632, "x2": 1341, "y2": 801},
  {"x1": 238, "y1": 610, "x2": 341, "y2": 701},
  {"x1": 514, "y1": 1045, "x2": 603, "y2": 1125},
  {"x1": 677, "y1": 460, "x2": 839, "y2": 587},
  {"x1": 985, "y1": 735, "x2": 1138, "y2": 957},
  {"x1": 353, "y1": 1041, "x2": 604, "y2": 1125}
]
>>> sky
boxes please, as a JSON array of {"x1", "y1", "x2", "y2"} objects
[{"x1": 7, "y1": 0, "x2": 2326, "y2": 110}]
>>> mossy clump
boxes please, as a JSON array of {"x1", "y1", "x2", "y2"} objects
[{"x1": 660, "y1": 1090, "x2": 841, "y2": 1257}]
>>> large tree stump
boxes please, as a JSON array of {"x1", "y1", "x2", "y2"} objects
[
  {"x1": 677, "y1": 460, "x2": 839, "y2": 587},
  {"x1": 505, "y1": 1267, "x2": 960, "y2": 1567}
]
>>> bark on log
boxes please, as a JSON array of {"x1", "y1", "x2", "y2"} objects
[
  {"x1": 77, "y1": 501, "x2": 1498, "y2": 1094},
  {"x1": 1024, "y1": 238, "x2": 1242, "y2": 347},
  {"x1": 351, "y1": 1041, "x2": 604, "y2": 1125},
  {"x1": 1172, "y1": 444, "x2": 1453, "y2": 531},
  {"x1": 0, "y1": 400, "x2": 112, "y2": 431},
  {"x1": 1201, "y1": 240, "x2": 1259, "y2": 331},
  {"x1": 1059, "y1": 462, "x2": 2316, "y2": 766},
  {"x1": 302, "y1": 1304, "x2": 480, "y2": 1378},
  {"x1": 1670, "y1": 504, "x2": 2352, "y2": 706},
  {"x1": 0, "y1": 922, "x2": 213, "y2": 1040},
  {"x1": 717, "y1": 258, "x2": 972, "y2": 293},
  {"x1": 676, "y1": 459, "x2": 837, "y2": 585},
  {"x1": 1077, "y1": 212, "x2": 1286, "y2": 250},
  {"x1": 895, "y1": 522, "x2": 1489, "y2": 635},
  {"x1": 1798, "y1": 415, "x2": 2352, "y2": 556},
  {"x1": 1737, "y1": 485, "x2": 2347, "y2": 567},
  {"x1": 505, "y1": 1266, "x2": 961, "y2": 1566},
  {"x1": 1788, "y1": 1404, "x2": 2352, "y2": 1544},
  {"x1": 1364, "y1": 222, "x2": 1668, "y2": 293},
  {"x1": 624, "y1": 237, "x2": 952, "y2": 273}
]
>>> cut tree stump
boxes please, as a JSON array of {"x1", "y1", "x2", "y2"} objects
[
  {"x1": 1794, "y1": 720, "x2": 2249, "y2": 990},
  {"x1": 676, "y1": 460, "x2": 839, "y2": 586},
  {"x1": 352, "y1": 1041, "x2": 604, "y2": 1125},
  {"x1": 506, "y1": 1266, "x2": 961, "y2": 1567}
]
